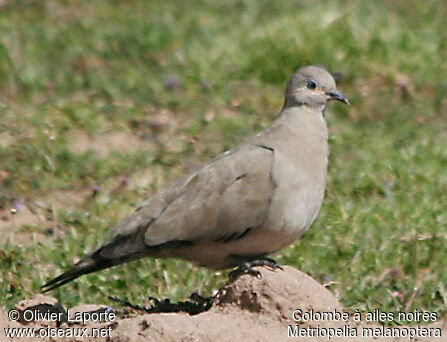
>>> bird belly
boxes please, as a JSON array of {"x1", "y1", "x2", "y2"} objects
[{"x1": 168, "y1": 225, "x2": 304, "y2": 269}]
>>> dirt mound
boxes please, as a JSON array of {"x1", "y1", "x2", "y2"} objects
[{"x1": 2, "y1": 266, "x2": 445, "y2": 341}]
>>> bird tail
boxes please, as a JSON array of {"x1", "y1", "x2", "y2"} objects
[
  {"x1": 41, "y1": 256, "x2": 110, "y2": 292},
  {"x1": 41, "y1": 224, "x2": 189, "y2": 292},
  {"x1": 41, "y1": 236, "x2": 147, "y2": 292}
]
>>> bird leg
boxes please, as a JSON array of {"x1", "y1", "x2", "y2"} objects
[{"x1": 229, "y1": 257, "x2": 283, "y2": 282}]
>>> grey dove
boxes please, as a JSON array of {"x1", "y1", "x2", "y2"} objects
[{"x1": 42, "y1": 65, "x2": 349, "y2": 292}]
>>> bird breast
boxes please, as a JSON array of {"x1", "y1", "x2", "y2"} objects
[{"x1": 264, "y1": 126, "x2": 329, "y2": 246}]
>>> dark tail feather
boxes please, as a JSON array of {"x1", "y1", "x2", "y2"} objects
[
  {"x1": 41, "y1": 246, "x2": 147, "y2": 292},
  {"x1": 41, "y1": 228, "x2": 190, "y2": 292},
  {"x1": 41, "y1": 256, "x2": 114, "y2": 293},
  {"x1": 42, "y1": 226, "x2": 152, "y2": 292}
]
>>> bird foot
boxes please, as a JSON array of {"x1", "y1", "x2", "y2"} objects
[{"x1": 229, "y1": 258, "x2": 283, "y2": 282}]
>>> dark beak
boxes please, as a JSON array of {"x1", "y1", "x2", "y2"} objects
[{"x1": 326, "y1": 90, "x2": 350, "y2": 105}]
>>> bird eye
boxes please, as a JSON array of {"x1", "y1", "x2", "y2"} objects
[{"x1": 307, "y1": 80, "x2": 317, "y2": 89}]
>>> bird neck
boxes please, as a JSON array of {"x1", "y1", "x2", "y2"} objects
[
  {"x1": 252, "y1": 104, "x2": 328, "y2": 152},
  {"x1": 282, "y1": 102, "x2": 326, "y2": 114},
  {"x1": 278, "y1": 105, "x2": 327, "y2": 134}
]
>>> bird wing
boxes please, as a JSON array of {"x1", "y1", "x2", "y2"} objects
[
  {"x1": 103, "y1": 144, "x2": 275, "y2": 256},
  {"x1": 145, "y1": 144, "x2": 274, "y2": 246}
]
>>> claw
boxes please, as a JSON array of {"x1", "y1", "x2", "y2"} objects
[{"x1": 228, "y1": 257, "x2": 283, "y2": 282}]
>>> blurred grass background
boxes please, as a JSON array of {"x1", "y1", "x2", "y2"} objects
[{"x1": 0, "y1": 0, "x2": 446, "y2": 323}]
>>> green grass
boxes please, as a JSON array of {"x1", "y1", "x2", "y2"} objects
[{"x1": 1, "y1": 0, "x2": 446, "y2": 324}]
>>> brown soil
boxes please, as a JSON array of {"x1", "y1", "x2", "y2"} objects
[
  {"x1": 67, "y1": 130, "x2": 153, "y2": 158},
  {"x1": 0, "y1": 132, "x2": 12, "y2": 149},
  {"x1": 0, "y1": 189, "x2": 90, "y2": 246},
  {"x1": 1, "y1": 266, "x2": 445, "y2": 341}
]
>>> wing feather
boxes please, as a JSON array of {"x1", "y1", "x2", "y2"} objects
[{"x1": 143, "y1": 144, "x2": 274, "y2": 246}]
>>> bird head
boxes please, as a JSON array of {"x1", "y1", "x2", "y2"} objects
[{"x1": 283, "y1": 66, "x2": 349, "y2": 109}]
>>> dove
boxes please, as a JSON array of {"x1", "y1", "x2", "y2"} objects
[{"x1": 42, "y1": 65, "x2": 349, "y2": 292}]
